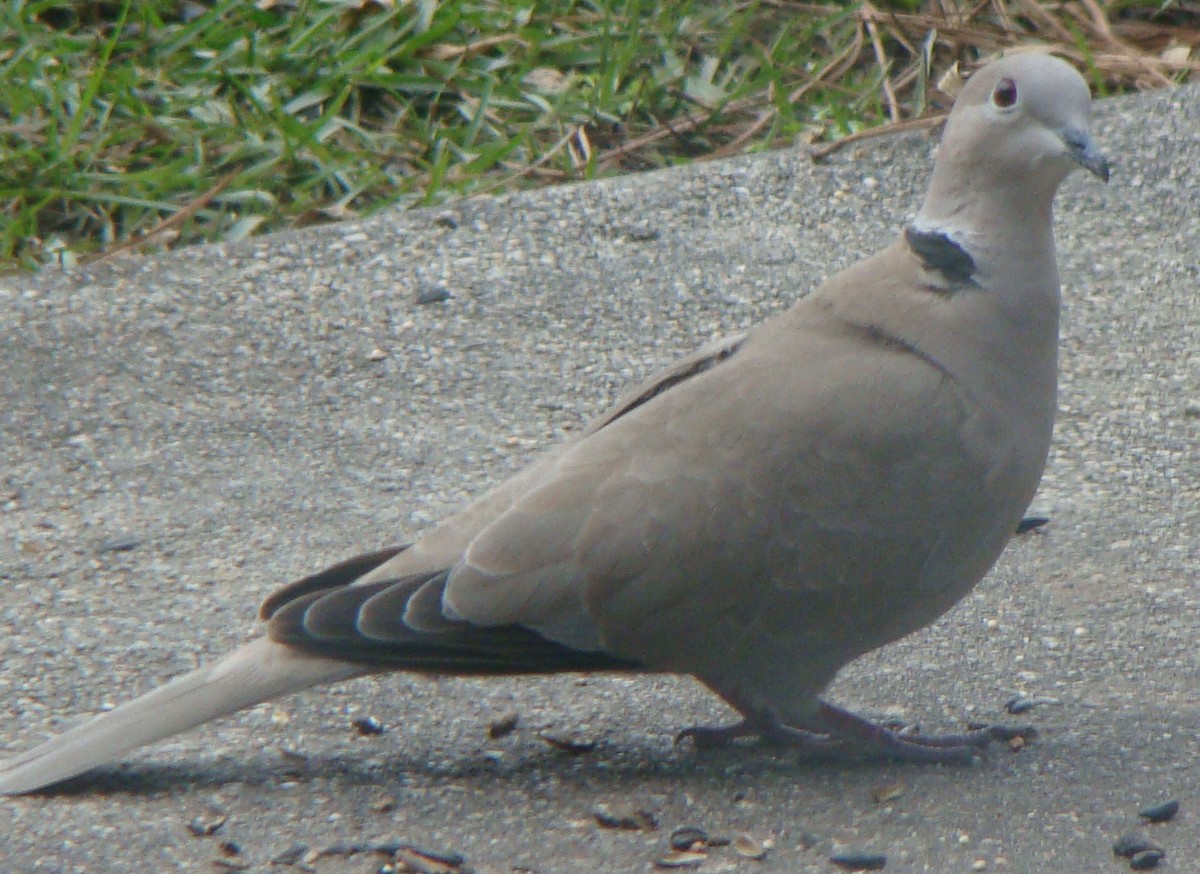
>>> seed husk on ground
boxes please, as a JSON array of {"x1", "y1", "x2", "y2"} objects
[
  {"x1": 1114, "y1": 834, "x2": 1165, "y2": 858},
  {"x1": 1138, "y1": 800, "x2": 1180, "y2": 823},
  {"x1": 1128, "y1": 848, "x2": 1167, "y2": 870},
  {"x1": 592, "y1": 802, "x2": 658, "y2": 831},
  {"x1": 654, "y1": 849, "x2": 707, "y2": 869},
  {"x1": 668, "y1": 827, "x2": 709, "y2": 852},
  {"x1": 732, "y1": 832, "x2": 771, "y2": 860},
  {"x1": 830, "y1": 850, "x2": 888, "y2": 871}
]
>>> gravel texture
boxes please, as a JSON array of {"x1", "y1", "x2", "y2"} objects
[{"x1": 0, "y1": 81, "x2": 1197, "y2": 873}]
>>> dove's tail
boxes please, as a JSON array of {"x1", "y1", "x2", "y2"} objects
[{"x1": 0, "y1": 637, "x2": 366, "y2": 795}]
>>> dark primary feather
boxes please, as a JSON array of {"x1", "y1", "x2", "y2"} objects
[
  {"x1": 264, "y1": 562, "x2": 642, "y2": 675},
  {"x1": 259, "y1": 546, "x2": 407, "y2": 620}
]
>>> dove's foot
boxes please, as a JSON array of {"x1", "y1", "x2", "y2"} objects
[
  {"x1": 675, "y1": 710, "x2": 837, "y2": 752},
  {"x1": 812, "y1": 702, "x2": 1036, "y2": 764},
  {"x1": 678, "y1": 700, "x2": 1035, "y2": 765}
]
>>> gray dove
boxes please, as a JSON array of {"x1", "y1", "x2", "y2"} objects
[{"x1": 0, "y1": 52, "x2": 1109, "y2": 795}]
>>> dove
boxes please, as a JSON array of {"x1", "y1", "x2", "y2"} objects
[{"x1": 0, "y1": 52, "x2": 1109, "y2": 795}]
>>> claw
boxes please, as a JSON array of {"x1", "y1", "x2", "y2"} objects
[{"x1": 674, "y1": 723, "x2": 751, "y2": 749}]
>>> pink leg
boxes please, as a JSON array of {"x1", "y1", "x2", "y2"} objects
[{"x1": 676, "y1": 709, "x2": 838, "y2": 752}]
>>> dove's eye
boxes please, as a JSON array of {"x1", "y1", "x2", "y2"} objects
[{"x1": 992, "y1": 77, "x2": 1018, "y2": 109}]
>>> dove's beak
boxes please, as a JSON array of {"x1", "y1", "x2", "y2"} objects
[{"x1": 1063, "y1": 127, "x2": 1110, "y2": 183}]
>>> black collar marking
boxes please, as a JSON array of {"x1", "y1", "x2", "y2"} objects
[{"x1": 904, "y1": 226, "x2": 978, "y2": 286}]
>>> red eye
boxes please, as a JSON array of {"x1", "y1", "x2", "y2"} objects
[{"x1": 992, "y1": 77, "x2": 1018, "y2": 108}]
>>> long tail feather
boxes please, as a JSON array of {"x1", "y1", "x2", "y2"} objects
[{"x1": 0, "y1": 637, "x2": 365, "y2": 795}]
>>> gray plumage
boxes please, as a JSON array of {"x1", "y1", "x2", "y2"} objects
[{"x1": 0, "y1": 52, "x2": 1109, "y2": 794}]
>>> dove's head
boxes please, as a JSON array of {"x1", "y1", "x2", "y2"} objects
[{"x1": 918, "y1": 53, "x2": 1109, "y2": 231}]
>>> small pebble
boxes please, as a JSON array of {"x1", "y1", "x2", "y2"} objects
[
  {"x1": 488, "y1": 711, "x2": 519, "y2": 739},
  {"x1": 870, "y1": 782, "x2": 905, "y2": 803},
  {"x1": 416, "y1": 282, "x2": 452, "y2": 304},
  {"x1": 538, "y1": 733, "x2": 596, "y2": 754},
  {"x1": 98, "y1": 535, "x2": 141, "y2": 553},
  {"x1": 1138, "y1": 799, "x2": 1179, "y2": 823},
  {"x1": 626, "y1": 225, "x2": 662, "y2": 242},
  {"x1": 830, "y1": 850, "x2": 887, "y2": 870},
  {"x1": 270, "y1": 845, "x2": 308, "y2": 865},
  {"x1": 352, "y1": 716, "x2": 385, "y2": 736},
  {"x1": 185, "y1": 810, "x2": 228, "y2": 837},
  {"x1": 370, "y1": 795, "x2": 398, "y2": 813}
]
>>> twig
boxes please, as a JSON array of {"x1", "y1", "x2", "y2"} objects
[
  {"x1": 884, "y1": 11, "x2": 1023, "y2": 50},
  {"x1": 1077, "y1": 0, "x2": 1174, "y2": 87},
  {"x1": 468, "y1": 125, "x2": 586, "y2": 196},
  {"x1": 1014, "y1": 0, "x2": 1076, "y2": 44},
  {"x1": 988, "y1": 0, "x2": 1016, "y2": 33},
  {"x1": 705, "y1": 22, "x2": 865, "y2": 161},
  {"x1": 82, "y1": 170, "x2": 238, "y2": 264},
  {"x1": 809, "y1": 112, "x2": 947, "y2": 161},
  {"x1": 592, "y1": 104, "x2": 726, "y2": 169},
  {"x1": 862, "y1": 4, "x2": 902, "y2": 122},
  {"x1": 592, "y1": 14, "x2": 872, "y2": 170}
]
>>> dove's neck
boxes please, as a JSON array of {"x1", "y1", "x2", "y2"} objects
[
  {"x1": 907, "y1": 163, "x2": 1064, "y2": 442},
  {"x1": 914, "y1": 160, "x2": 1064, "y2": 294}
]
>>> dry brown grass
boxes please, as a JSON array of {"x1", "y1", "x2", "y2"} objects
[
  {"x1": 670, "y1": 0, "x2": 1200, "y2": 162},
  {"x1": 4, "y1": 0, "x2": 1195, "y2": 267}
]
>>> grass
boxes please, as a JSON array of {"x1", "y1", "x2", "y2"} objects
[{"x1": 0, "y1": 0, "x2": 1195, "y2": 270}]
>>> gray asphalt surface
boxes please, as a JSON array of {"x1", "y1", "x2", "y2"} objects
[{"x1": 0, "y1": 81, "x2": 1197, "y2": 874}]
